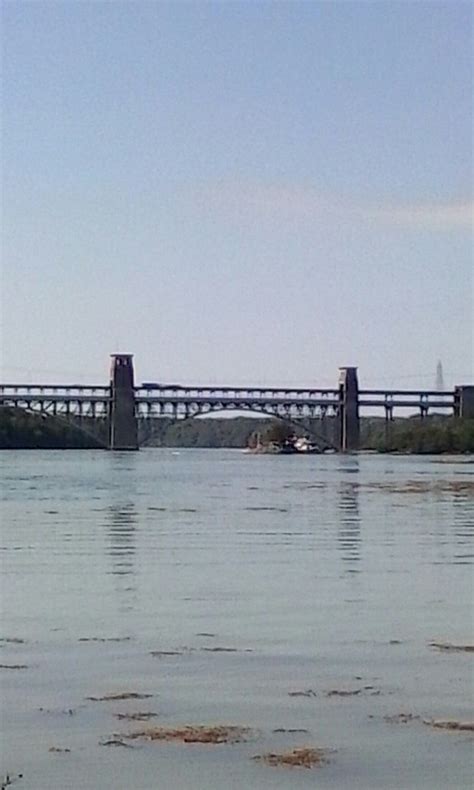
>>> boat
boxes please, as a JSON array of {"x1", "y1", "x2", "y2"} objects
[
  {"x1": 243, "y1": 433, "x2": 321, "y2": 455},
  {"x1": 293, "y1": 436, "x2": 321, "y2": 454}
]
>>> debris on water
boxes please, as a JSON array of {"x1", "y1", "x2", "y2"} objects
[
  {"x1": 39, "y1": 707, "x2": 75, "y2": 716},
  {"x1": 429, "y1": 642, "x2": 474, "y2": 653},
  {"x1": 244, "y1": 506, "x2": 288, "y2": 512},
  {"x1": 288, "y1": 689, "x2": 317, "y2": 698},
  {"x1": 423, "y1": 719, "x2": 474, "y2": 732},
  {"x1": 1, "y1": 774, "x2": 23, "y2": 789},
  {"x1": 114, "y1": 712, "x2": 158, "y2": 721},
  {"x1": 200, "y1": 646, "x2": 253, "y2": 653},
  {"x1": 150, "y1": 650, "x2": 183, "y2": 657},
  {"x1": 86, "y1": 692, "x2": 153, "y2": 702},
  {"x1": 384, "y1": 713, "x2": 421, "y2": 725},
  {"x1": 150, "y1": 645, "x2": 252, "y2": 655},
  {"x1": 253, "y1": 747, "x2": 329, "y2": 768},
  {"x1": 0, "y1": 638, "x2": 25, "y2": 644},
  {"x1": 78, "y1": 637, "x2": 131, "y2": 643},
  {"x1": 147, "y1": 507, "x2": 167, "y2": 511},
  {"x1": 48, "y1": 747, "x2": 71, "y2": 753},
  {"x1": 273, "y1": 728, "x2": 310, "y2": 734},
  {"x1": 0, "y1": 664, "x2": 28, "y2": 670},
  {"x1": 389, "y1": 639, "x2": 403, "y2": 645},
  {"x1": 326, "y1": 685, "x2": 382, "y2": 697},
  {"x1": 195, "y1": 633, "x2": 216, "y2": 638},
  {"x1": 326, "y1": 688, "x2": 362, "y2": 697},
  {"x1": 120, "y1": 725, "x2": 253, "y2": 744},
  {"x1": 99, "y1": 739, "x2": 134, "y2": 748}
]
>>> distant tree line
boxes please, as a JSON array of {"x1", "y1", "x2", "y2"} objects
[
  {"x1": 361, "y1": 415, "x2": 474, "y2": 454},
  {"x1": 1, "y1": 407, "x2": 473, "y2": 453},
  {"x1": 0, "y1": 408, "x2": 104, "y2": 449}
]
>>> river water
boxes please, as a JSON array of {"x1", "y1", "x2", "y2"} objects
[{"x1": 1, "y1": 449, "x2": 473, "y2": 789}]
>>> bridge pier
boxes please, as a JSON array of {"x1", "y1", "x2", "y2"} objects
[
  {"x1": 454, "y1": 385, "x2": 474, "y2": 418},
  {"x1": 339, "y1": 367, "x2": 360, "y2": 452},
  {"x1": 109, "y1": 354, "x2": 138, "y2": 450}
]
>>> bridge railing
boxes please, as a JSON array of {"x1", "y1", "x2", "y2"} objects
[{"x1": 0, "y1": 385, "x2": 110, "y2": 395}]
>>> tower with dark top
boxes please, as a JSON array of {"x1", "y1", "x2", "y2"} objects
[
  {"x1": 339, "y1": 367, "x2": 360, "y2": 452},
  {"x1": 109, "y1": 354, "x2": 138, "y2": 450}
]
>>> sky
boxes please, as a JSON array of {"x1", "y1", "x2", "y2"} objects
[{"x1": 1, "y1": 0, "x2": 473, "y2": 389}]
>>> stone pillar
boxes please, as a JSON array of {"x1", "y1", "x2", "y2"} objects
[
  {"x1": 339, "y1": 367, "x2": 360, "y2": 452},
  {"x1": 109, "y1": 354, "x2": 138, "y2": 450},
  {"x1": 454, "y1": 385, "x2": 474, "y2": 418}
]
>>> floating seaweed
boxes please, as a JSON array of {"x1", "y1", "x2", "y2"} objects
[
  {"x1": 150, "y1": 645, "x2": 252, "y2": 656},
  {"x1": 48, "y1": 747, "x2": 71, "y2": 753},
  {"x1": 326, "y1": 685, "x2": 381, "y2": 697},
  {"x1": 0, "y1": 638, "x2": 25, "y2": 644},
  {"x1": 78, "y1": 637, "x2": 131, "y2": 643},
  {"x1": 150, "y1": 650, "x2": 183, "y2": 658},
  {"x1": 244, "y1": 507, "x2": 288, "y2": 512},
  {"x1": 114, "y1": 712, "x2": 158, "y2": 722},
  {"x1": 288, "y1": 689, "x2": 317, "y2": 698},
  {"x1": 253, "y1": 747, "x2": 329, "y2": 768},
  {"x1": 120, "y1": 725, "x2": 253, "y2": 744},
  {"x1": 86, "y1": 692, "x2": 153, "y2": 702},
  {"x1": 1, "y1": 774, "x2": 23, "y2": 789},
  {"x1": 0, "y1": 664, "x2": 28, "y2": 670},
  {"x1": 99, "y1": 739, "x2": 134, "y2": 748},
  {"x1": 384, "y1": 713, "x2": 421, "y2": 725},
  {"x1": 200, "y1": 646, "x2": 253, "y2": 653},
  {"x1": 423, "y1": 719, "x2": 474, "y2": 732},
  {"x1": 429, "y1": 642, "x2": 474, "y2": 653},
  {"x1": 272, "y1": 728, "x2": 310, "y2": 734}
]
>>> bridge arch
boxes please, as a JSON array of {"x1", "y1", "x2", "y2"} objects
[{"x1": 138, "y1": 402, "x2": 338, "y2": 450}]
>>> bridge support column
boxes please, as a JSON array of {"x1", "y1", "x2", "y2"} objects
[
  {"x1": 339, "y1": 367, "x2": 360, "y2": 452},
  {"x1": 109, "y1": 354, "x2": 138, "y2": 450},
  {"x1": 454, "y1": 385, "x2": 474, "y2": 418}
]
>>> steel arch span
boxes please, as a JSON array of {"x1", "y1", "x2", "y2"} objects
[{"x1": 137, "y1": 402, "x2": 339, "y2": 451}]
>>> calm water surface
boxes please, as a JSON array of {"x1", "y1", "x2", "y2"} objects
[{"x1": 1, "y1": 450, "x2": 473, "y2": 789}]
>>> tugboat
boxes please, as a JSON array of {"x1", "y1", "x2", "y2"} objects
[
  {"x1": 293, "y1": 436, "x2": 321, "y2": 454},
  {"x1": 244, "y1": 433, "x2": 321, "y2": 454}
]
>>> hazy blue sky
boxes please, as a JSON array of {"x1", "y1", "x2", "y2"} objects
[{"x1": 2, "y1": 0, "x2": 472, "y2": 387}]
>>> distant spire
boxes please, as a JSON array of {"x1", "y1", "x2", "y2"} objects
[{"x1": 435, "y1": 360, "x2": 445, "y2": 391}]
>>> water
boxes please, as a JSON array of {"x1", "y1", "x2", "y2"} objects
[{"x1": 1, "y1": 449, "x2": 473, "y2": 789}]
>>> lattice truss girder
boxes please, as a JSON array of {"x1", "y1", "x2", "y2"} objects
[{"x1": 136, "y1": 400, "x2": 340, "y2": 420}]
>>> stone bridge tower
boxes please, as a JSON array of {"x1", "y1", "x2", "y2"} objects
[
  {"x1": 339, "y1": 366, "x2": 360, "y2": 452},
  {"x1": 109, "y1": 354, "x2": 138, "y2": 450}
]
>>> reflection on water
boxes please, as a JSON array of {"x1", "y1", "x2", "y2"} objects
[
  {"x1": 1, "y1": 450, "x2": 473, "y2": 790},
  {"x1": 452, "y1": 488, "x2": 474, "y2": 565},
  {"x1": 337, "y1": 463, "x2": 361, "y2": 573},
  {"x1": 105, "y1": 503, "x2": 138, "y2": 607}
]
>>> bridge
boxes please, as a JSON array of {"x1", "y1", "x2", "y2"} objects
[{"x1": 1, "y1": 354, "x2": 473, "y2": 451}]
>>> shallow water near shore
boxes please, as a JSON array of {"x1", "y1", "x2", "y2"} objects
[{"x1": 1, "y1": 449, "x2": 473, "y2": 789}]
